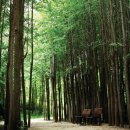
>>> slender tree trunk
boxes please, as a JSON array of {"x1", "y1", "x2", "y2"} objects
[
  {"x1": 68, "y1": 30, "x2": 75, "y2": 122},
  {"x1": 46, "y1": 77, "x2": 50, "y2": 120},
  {"x1": 58, "y1": 73, "x2": 61, "y2": 121},
  {"x1": 109, "y1": 0, "x2": 120, "y2": 125},
  {"x1": 116, "y1": 54, "x2": 123, "y2": 126},
  {"x1": 63, "y1": 75, "x2": 67, "y2": 121},
  {"x1": 51, "y1": 55, "x2": 58, "y2": 122},
  {"x1": 4, "y1": 63, "x2": 10, "y2": 130},
  {"x1": 120, "y1": 0, "x2": 130, "y2": 127},
  {"x1": 39, "y1": 75, "x2": 44, "y2": 114},
  {"x1": 28, "y1": 0, "x2": 34, "y2": 127},
  {"x1": 21, "y1": 61, "x2": 27, "y2": 126}
]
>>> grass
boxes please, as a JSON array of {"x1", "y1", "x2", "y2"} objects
[
  {"x1": 21, "y1": 112, "x2": 44, "y2": 120},
  {"x1": 31, "y1": 113, "x2": 44, "y2": 119}
]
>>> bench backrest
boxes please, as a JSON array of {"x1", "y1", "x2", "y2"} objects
[
  {"x1": 93, "y1": 108, "x2": 102, "y2": 117},
  {"x1": 82, "y1": 109, "x2": 91, "y2": 118}
]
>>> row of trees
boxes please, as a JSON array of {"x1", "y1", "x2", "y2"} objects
[
  {"x1": 0, "y1": 0, "x2": 130, "y2": 129},
  {"x1": 0, "y1": 0, "x2": 34, "y2": 129},
  {"x1": 35, "y1": 0, "x2": 130, "y2": 127}
]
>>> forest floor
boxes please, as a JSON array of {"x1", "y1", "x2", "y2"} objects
[
  {"x1": 0, "y1": 118, "x2": 129, "y2": 130},
  {"x1": 29, "y1": 118, "x2": 129, "y2": 130}
]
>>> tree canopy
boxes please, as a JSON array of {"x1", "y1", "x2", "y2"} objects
[{"x1": 0, "y1": 0, "x2": 130, "y2": 129}]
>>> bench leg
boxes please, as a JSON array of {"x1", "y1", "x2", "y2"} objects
[
  {"x1": 97, "y1": 117, "x2": 102, "y2": 125},
  {"x1": 82, "y1": 117, "x2": 86, "y2": 125},
  {"x1": 92, "y1": 117, "x2": 102, "y2": 125},
  {"x1": 86, "y1": 117, "x2": 92, "y2": 125}
]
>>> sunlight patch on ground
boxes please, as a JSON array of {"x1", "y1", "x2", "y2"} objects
[{"x1": 0, "y1": 121, "x2": 4, "y2": 125}]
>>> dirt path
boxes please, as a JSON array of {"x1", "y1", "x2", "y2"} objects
[{"x1": 29, "y1": 118, "x2": 129, "y2": 130}]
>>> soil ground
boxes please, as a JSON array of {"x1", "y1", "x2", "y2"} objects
[
  {"x1": 28, "y1": 118, "x2": 129, "y2": 130},
  {"x1": 0, "y1": 118, "x2": 129, "y2": 130}
]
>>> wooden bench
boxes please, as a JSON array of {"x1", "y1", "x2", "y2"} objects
[
  {"x1": 73, "y1": 108, "x2": 102, "y2": 125},
  {"x1": 92, "y1": 108, "x2": 102, "y2": 125},
  {"x1": 82, "y1": 109, "x2": 92, "y2": 125}
]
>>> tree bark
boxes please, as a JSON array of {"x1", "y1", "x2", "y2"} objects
[
  {"x1": 28, "y1": 0, "x2": 34, "y2": 127},
  {"x1": 120, "y1": 0, "x2": 130, "y2": 127},
  {"x1": 51, "y1": 55, "x2": 58, "y2": 122},
  {"x1": 21, "y1": 61, "x2": 27, "y2": 126},
  {"x1": 46, "y1": 77, "x2": 50, "y2": 120}
]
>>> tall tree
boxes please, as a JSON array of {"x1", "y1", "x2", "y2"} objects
[
  {"x1": 21, "y1": 38, "x2": 27, "y2": 126},
  {"x1": 50, "y1": 55, "x2": 58, "y2": 122},
  {"x1": 28, "y1": 0, "x2": 34, "y2": 127},
  {"x1": 5, "y1": 0, "x2": 25, "y2": 129},
  {"x1": 120, "y1": 0, "x2": 130, "y2": 127},
  {"x1": 46, "y1": 76, "x2": 50, "y2": 120}
]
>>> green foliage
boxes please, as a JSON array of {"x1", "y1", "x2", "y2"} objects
[{"x1": 0, "y1": 0, "x2": 102, "y2": 102}]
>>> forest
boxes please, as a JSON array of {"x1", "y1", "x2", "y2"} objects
[{"x1": 0, "y1": 0, "x2": 130, "y2": 130}]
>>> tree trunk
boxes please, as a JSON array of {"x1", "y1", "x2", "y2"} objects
[
  {"x1": 109, "y1": 0, "x2": 120, "y2": 125},
  {"x1": 58, "y1": 74, "x2": 62, "y2": 121},
  {"x1": 4, "y1": 63, "x2": 10, "y2": 130},
  {"x1": 51, "y1": 55, "x2": 58, "y2": 122},
  {"x1": 46, "y1": 77, "x2": 50, "y2": 120},
  {"x1": 6, "y1": 0, "x2": 25, "y2": 129},
  {"x1": 13, "y1": 0, "x2": 25, "y2": 126},
  {"x1": 21, "y1": 61, "x2": 27, "y2": 126},
  {"x1": 28, "y1": 0, "x2": 34, "y2": 127},
  {"x1": 120, "y1": 0, "x2": 130, "y2": 127}
]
